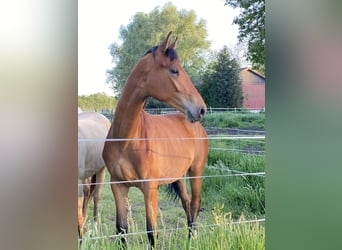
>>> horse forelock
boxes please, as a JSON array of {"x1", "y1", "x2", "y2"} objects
[
  {"x1": 165, "y1": 48, "x2": 178, "y2": 61},
  {"x1": 143, "y1": 46, "x2": 178, "y2": 61}
]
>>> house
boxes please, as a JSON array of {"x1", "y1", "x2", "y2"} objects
[{"x1": 239, "y1": 67, "x2": 265, "y2": 110}]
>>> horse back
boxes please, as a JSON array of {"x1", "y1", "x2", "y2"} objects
[{"x1": 78, "y1": 112, "x2": 111, "y2": 179}]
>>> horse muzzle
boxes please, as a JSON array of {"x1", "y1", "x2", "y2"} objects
[{"x1": 186, "y1": 105, "x2": 206, "y2": 123}]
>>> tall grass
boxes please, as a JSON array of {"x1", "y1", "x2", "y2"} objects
[
  {"x1": 79, "y1": 150, "x2": 265, "y2": 249},
  {"x1": 203, "y1": 149, "x2": 265, "y2": 218},
  {"x1": 80, "y1": 111, "x2": 265, "y2": 249},
  {"x1": 79, "y1": 202, "x2": 265, "y2": 250}
]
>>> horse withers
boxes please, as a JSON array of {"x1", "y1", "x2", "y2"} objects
[
  {"x1": 103, "y1": 31, "x2": 208, "y2": 247},
  {"x1": 78, "y1": 111, "x2": 111, "y2": 239}
]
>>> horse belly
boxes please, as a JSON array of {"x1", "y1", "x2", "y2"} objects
[
  {"x1": 153, "y1": 142, "x2": 194, "y2": 183},
  {"x1": 78, "y1": 142, "x2": 105, "y2": 179}
]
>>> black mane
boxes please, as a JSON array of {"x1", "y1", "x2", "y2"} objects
[{"x1": 143, "y1": 46, "x2": 178, "y2": 61}]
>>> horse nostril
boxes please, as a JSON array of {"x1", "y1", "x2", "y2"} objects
[{"x1": 199, "y1": 107, "x2": 206, "y2": 117}]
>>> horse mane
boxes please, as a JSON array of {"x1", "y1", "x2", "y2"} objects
[{"x1": 144, "y1": 46, "x2": 179, "y2": 61}]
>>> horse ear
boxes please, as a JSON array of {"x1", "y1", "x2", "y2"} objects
[
  {"x1": 168, "y1": 36, "x2": 178, "y2": 50},
  {"x1": 158, "y1": 31, "x2": 173, "y2": 54}
]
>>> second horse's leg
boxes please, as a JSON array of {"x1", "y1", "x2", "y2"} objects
[{"x1": 93, "y1": 168, "x2": 106, "y2": 226}]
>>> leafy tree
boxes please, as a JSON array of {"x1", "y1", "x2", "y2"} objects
[
  {"x1": 225, "y1": 0, "x2": 265, "y2": 74},
  {"x1": 106, "y1": 2, "x2": 210, "y2": 97},
  {"x1": 78, "y1": 92, "x2": 117, "y2": 112},
  {"x1": 199, "y1": 46, "x2": 243, "y2": 108}
]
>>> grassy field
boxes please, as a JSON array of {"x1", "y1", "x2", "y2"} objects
[
  {"x1": 79, "y1": 111, "x2": 265, "y2": 249},
  {"x1": 202, "y1": 111, "x2": 265, "y2": 130}
]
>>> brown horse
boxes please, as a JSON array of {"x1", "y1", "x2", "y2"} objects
[{"x1": 102, "y1": 32, "x2": 208, "y2": 247}]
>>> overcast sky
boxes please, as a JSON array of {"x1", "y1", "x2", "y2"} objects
[{"x1": 78, "y1": 0, "x2": 240, "y2": 96}]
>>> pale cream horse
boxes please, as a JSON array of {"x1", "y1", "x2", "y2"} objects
[{"x1": 78, "y1": 110, "x2": 111, "y2": 238}]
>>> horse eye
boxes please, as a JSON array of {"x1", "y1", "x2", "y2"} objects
[{"x1": 169, "y1": 68, "x2": 179, "y2": 75}]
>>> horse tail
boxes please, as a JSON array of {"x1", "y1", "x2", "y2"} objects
[{"x1": 166, "y1": 181, "x2": 181, "y2": 202}]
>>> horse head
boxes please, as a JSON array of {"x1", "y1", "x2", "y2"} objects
[{"x1": 143, "y1": 31, "x2": 206, "y2": 122}]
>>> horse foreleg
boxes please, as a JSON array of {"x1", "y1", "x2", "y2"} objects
[
  {"x1": 188, "y1": 170, "x2": 203, "y2": 238},
  {"x1": 111, "y1": 181, "x2": 129, "y2": 245},
  {"x1": 142, "y1": 182, "x2": 159, "y2": 247}
]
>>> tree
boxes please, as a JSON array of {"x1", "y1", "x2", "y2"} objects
[
  {"x1": 106, "y1": 2, "x2": 210, "y2": 97},
  {"x1": 199, "y1": 46, "x2": 243, "y2": 108},
  {"x1": 225, "y1": 0, "x2": 265, "y2": 74},
  {"x1": 78, "y1": 92, "x2": 117, "y2": 112}
]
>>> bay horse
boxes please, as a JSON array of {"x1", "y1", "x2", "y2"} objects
[
  {"x1": 78, "y1": 111, "x2": 111, "y2": 239},
  {"x1": 102, "y1": 31, "x2": 208, "y2": 247}
]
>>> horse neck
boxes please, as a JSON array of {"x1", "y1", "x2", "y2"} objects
[{"x1": 111, "y1": 67, "x2": 147, "y2": 139}]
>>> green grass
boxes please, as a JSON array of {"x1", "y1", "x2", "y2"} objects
[
  {"x1": 79, "y1": 151, "x2": 265, "y2": 249},
  {"x1": 102, "y1": 110, "x2": 265, "y2": 130},
  {"x1": 80, "y1": 111, "x2": 265, "y2": 249},
  {"x1": 202, "y1": 111, "x2": 265, "y2": 130},
  {"x1": 81, "y1": 220, "x2": 264, "y2": 250},
  {"x1": 80, "y1": 189, "x2": 265, "y2": 249},
  {"x1": 204, "y1": 150, "x2": 265, "y2": 218},
  {"x1": 209, "y1": 135, "x2": 265, "y2": 156}
]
